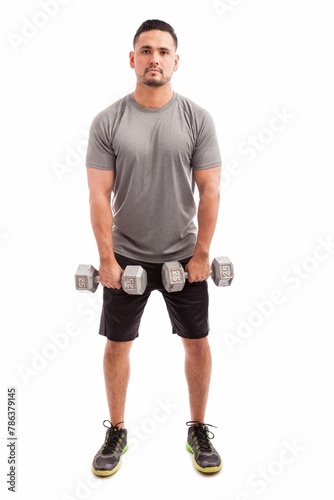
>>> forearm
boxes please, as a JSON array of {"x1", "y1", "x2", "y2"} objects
[
  {"x1": 193, "y1": 190, "x2": 220, "y2": 259},
  {"x1": 89, "y1": 196, "x2": 116, "y2": 264}
]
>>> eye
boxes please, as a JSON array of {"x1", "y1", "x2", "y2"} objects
[{"x1": 142, "y1": 49, "x2": 150, "y2": 54}]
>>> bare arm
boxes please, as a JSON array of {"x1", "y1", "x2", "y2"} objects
[
  {"x1": 86, "y1": 167, "x2": 123, "y2": 288},
  {"x1": 186, "y1": 166, "x2": 221, "y2": 282}
]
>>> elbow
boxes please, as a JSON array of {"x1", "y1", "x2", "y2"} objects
[
  {"x1": 200, "y1": 185, "x2": 220, "y2": 202},
  {"x1": 88, "y1": 191, "x2": 112, "y2": 207}
]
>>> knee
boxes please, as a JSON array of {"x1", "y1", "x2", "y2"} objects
[
  {"x1": 104, "y1": 339, "x2": 133, "y2": 360},
  {"x1": 182, "y1": 337, "x2": 210, "y2": 357}
]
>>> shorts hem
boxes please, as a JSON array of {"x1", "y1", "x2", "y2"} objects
[
  {"x1": 173, "y1": 330, "x2": 209, "y2": 340},
  {"x1": 99, "y1": 331, "x2": 138, "y2": 342}
]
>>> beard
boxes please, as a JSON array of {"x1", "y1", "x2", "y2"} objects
[
  {"x1": 143, "y1": 78, "x2": 167, "y2": 88},
  {"x1": 137, "y1": 69, "x2": 172, "y2": 88}
]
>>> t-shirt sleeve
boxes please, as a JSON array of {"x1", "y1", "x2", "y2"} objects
[
  {"x1": 86, "y1": 112, "x2": 116, "y2": 170},
  {"x1": 192, "y1": 111, "x2": 222, "y2": 170}
]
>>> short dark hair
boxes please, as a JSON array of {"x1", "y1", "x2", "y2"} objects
[{"x1": 133, "y1": 19, "x2": 178, "y2": 50}]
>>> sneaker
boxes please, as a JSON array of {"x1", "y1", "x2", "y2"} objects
[
  {"x1": 92, "y1": 420, "x2": 128, "y2": 476},
  {"x1": 186, "y1": 421, "x2": 222, "y2": 473}
]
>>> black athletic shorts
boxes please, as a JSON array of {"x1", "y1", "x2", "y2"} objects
[{"x1": 98, "y1": 253, "x2": 209, "y2": 342}]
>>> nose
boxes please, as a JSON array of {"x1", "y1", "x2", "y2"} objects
[{"x1": 149, "y1": 50, "x2": 160, "y2": 66}]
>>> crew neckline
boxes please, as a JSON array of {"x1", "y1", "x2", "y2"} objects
[{"x1": 130, "y1": 92, "x2": 177, "y2": 112}]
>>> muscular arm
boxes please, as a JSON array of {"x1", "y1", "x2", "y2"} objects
[
  {"x1": 86, "y1": 167, "x2": 123, "y2": 288},
  {"x1": 186, "y1": 166, "x2": 221, "y2": 282}
]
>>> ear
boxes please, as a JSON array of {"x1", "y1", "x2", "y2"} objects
[
  {"x1": 129, "y1": 51, "x2": 135, "y2": 69},
  {"x1": 173, "y1": 54, "x2": 180, "y2": 72}
]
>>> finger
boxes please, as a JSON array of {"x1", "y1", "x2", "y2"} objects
[{"x1": 109, "y1": 282, "x2": 122, "y2": 289}]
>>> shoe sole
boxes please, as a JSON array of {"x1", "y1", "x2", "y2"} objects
[
  {"x1": 92, "y1": 444, "x2": 128, "y2": 477},
  {"x1": 186, "y1": 442, "x2": 222, "y2": 474}
]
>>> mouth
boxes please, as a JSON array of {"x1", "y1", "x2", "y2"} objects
[{"x1": 146, "y1": 68, "x2": 162, "y2": 74}]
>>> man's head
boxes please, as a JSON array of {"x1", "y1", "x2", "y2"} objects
[
  {"x1": 133, "y1": 19, "x2": 178, "y2": 51},
  {"x1": 130, "y1": 19, "x2": 179, "y2": 88}
]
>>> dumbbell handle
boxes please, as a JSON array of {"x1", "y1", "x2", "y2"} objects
[
  {"x1": 183, "y1": 269, "x2": 214, "y2": 281},
  {"x1": 95, "y1": 269, "x2": 145, "y2": 293},
  {"x1": 93, "y1": 273, "x2": 119, "y2": 286},
  {"x1": 86, "y1": 272, "x2": 117, "y2": 287},
  {"x1": 92, "y1": 272, "x2": 140, "y2": 291}
]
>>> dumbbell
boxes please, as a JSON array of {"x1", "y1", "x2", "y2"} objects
[
  {"x1": 75, "y1": 264, "x2": 147, "y2": 295},
  {"x1": 161, "y1": 257, "x2": 234, "y2": 293}
]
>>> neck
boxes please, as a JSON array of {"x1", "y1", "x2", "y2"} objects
[{"x1": 132, "y1": 83, "x2": 174, "y2": 109}]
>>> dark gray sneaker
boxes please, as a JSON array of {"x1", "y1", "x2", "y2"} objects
[
  {"x1": 92, "y1": 420, "x2": 128, "y2": 476},
  {"x1": 186, "y1": 421, "x2": 222, "y2": 473}
]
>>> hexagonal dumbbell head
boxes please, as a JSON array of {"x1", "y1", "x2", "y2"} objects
[
  {"x1": 161, "y1": 261, "x2": 186, "y2": 293},
  {"x1": 211, "y1": 257, "x2": 234, "y2": 286},
  {"x1": 75, "y1": 264, "x2": 99, "y2": 293},
  {"x1": 121, "y1": 266, "x2": 147, "y2": 295}
]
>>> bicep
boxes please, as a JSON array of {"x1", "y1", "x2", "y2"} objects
[
  {"x1": 194, "y1": 166, "x2": 221, "y2": 196},
  {"x1": 86, "y1": 167, "x2": 114, "y2": 201}
]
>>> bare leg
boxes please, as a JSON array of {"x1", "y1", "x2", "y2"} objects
[
  {"x1": 103, "y1": 339, "x2": 133, "y2": 428},
  {"x1": 182, "y1": 337, "x2": 212, "y2": 422}
]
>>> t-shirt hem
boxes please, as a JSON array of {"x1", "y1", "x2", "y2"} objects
[
  {"x1": 114, "y1": 249, "x2": 195, "y2": 264},
  {"x1": 193, "y1": 162, "x2": 222, "y2": 170},
  {"x1": 86, "y1": 163, "x2": 114, "y2": 170}
]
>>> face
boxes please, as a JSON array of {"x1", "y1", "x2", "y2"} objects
[{"x1": 130, "y1": 30, "x2": 179, "y2": 88}]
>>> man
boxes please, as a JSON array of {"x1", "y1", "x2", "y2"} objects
[{"x1": 86, "y1": 19, "x2": 222, "y2": 476}]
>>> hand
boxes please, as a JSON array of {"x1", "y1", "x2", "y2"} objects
[
  {"x1": 185, "y1": 256, "x2": 211, "y2": 283},
  {"x1": 99, "y1": 261, "x2": 124, "y2": 289}
]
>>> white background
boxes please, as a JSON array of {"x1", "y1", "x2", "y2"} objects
[{"x1": 1, "y1": 0, "x2": 334, "y2": 499}]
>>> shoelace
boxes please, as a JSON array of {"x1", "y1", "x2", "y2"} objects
[
  {"x1": 102, "y1": 420, "x2": 125, "y2": 454},
  {"x1": 186, "y1": 421, "x2": 217, "y2": 452}
]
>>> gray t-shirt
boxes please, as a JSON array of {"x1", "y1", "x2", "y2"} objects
[{"x1": 86, "y1": 92, "x2": 221, "y2": 263}]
